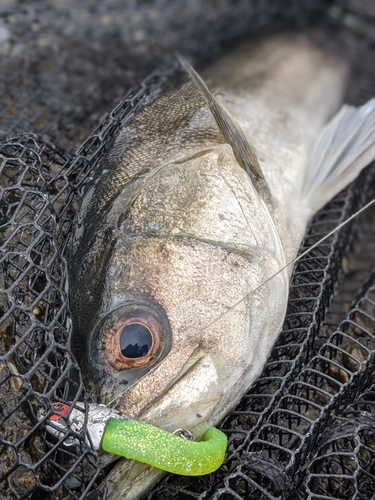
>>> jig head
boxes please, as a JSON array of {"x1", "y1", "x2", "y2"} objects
[{"x1": 40, "y1": 402, "x2": 227, "y2": 476}]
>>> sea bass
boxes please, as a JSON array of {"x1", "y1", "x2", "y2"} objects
[{"x1": 69, "y1": 33, "x2": 375, "y2": 499}]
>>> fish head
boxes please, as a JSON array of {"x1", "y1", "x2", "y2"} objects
[{"x1": 70, "y1": 136, "x2": 288, "y2": 435}]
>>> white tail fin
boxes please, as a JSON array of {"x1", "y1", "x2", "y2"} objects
[{"x1": 302, "y1": 98, "x2": 375, "y2": 213}]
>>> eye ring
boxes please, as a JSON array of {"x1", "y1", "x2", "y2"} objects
[{"x1": 104, "y1": 307, "x2": 165, "y2": 370}]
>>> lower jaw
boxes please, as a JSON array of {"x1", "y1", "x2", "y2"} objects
[{"x1": 137, "y1": 355, "x2": 223, "y2": 434}]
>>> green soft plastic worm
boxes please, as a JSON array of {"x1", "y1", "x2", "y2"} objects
[{"x1": 101, "y1": 418, "x2": 227, "y2": 476}]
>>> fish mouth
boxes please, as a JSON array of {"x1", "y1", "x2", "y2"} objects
[
  {"x1": 102, "y1": 353, "x2": 225, "y2": 500},
  {"x1": 138, "y1": 352, "x2": 224, "y2": 436}
]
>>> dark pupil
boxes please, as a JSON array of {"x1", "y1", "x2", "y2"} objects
[{"x1": 120, "y1": 323, "x2": 153, "y2": 359}]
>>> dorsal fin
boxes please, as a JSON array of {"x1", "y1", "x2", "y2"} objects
[{"x1": 177, "y1": 54, "x2": 269, "y2": 194}]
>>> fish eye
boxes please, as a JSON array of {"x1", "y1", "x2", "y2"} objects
[
  {"x1": 120, "y1": 323, "x2": 153, "y2": 358},
  {"x1": 101, "y1": 306, "x2": 166, "y2": 371}
]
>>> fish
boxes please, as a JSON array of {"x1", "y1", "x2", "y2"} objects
[{"x1": 68, "y1": 33, "x2": 375, "y2": 499}]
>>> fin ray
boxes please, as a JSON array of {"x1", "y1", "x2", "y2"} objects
[
  {"x1": 177, "y1": 54, "x2": 268, "y2": 190},
  {"x1": 303, "y1": 99, "x2": 375, "y2": 213}
]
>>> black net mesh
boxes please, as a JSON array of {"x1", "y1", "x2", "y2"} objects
[{"x1": 1, "y1": 1, "x2": 375, "y2": 499}]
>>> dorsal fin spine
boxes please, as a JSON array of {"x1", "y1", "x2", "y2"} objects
[{"x1": 177, "y1": 54, "x2": 269, "y2": 195}]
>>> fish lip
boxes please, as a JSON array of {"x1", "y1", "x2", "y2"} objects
[
  {"x1": 160, "y1": 345, "x2": 206, "y2": 388},
  {"x1": 138, "y1": 349, "x2": 223, "y2": 434},
  {"x1": 137, "y1": 347, "x2": 204, "y2": 413}
]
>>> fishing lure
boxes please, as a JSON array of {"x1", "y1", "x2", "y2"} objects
[{"x1": 42, "y1": 402, "x2": 227, "y2": 476}]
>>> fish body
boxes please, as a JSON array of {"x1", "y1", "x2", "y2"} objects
[{"x1": 69, "y1": 34, "x2": 375, "y2": 499}]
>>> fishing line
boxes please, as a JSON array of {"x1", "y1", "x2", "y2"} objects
[
  {"x1": 199, "y1": 195, "x2": 375, "y2": 334},
  {"x1": 96, "y1": 194, "x2": 375, "y2": 413}
]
